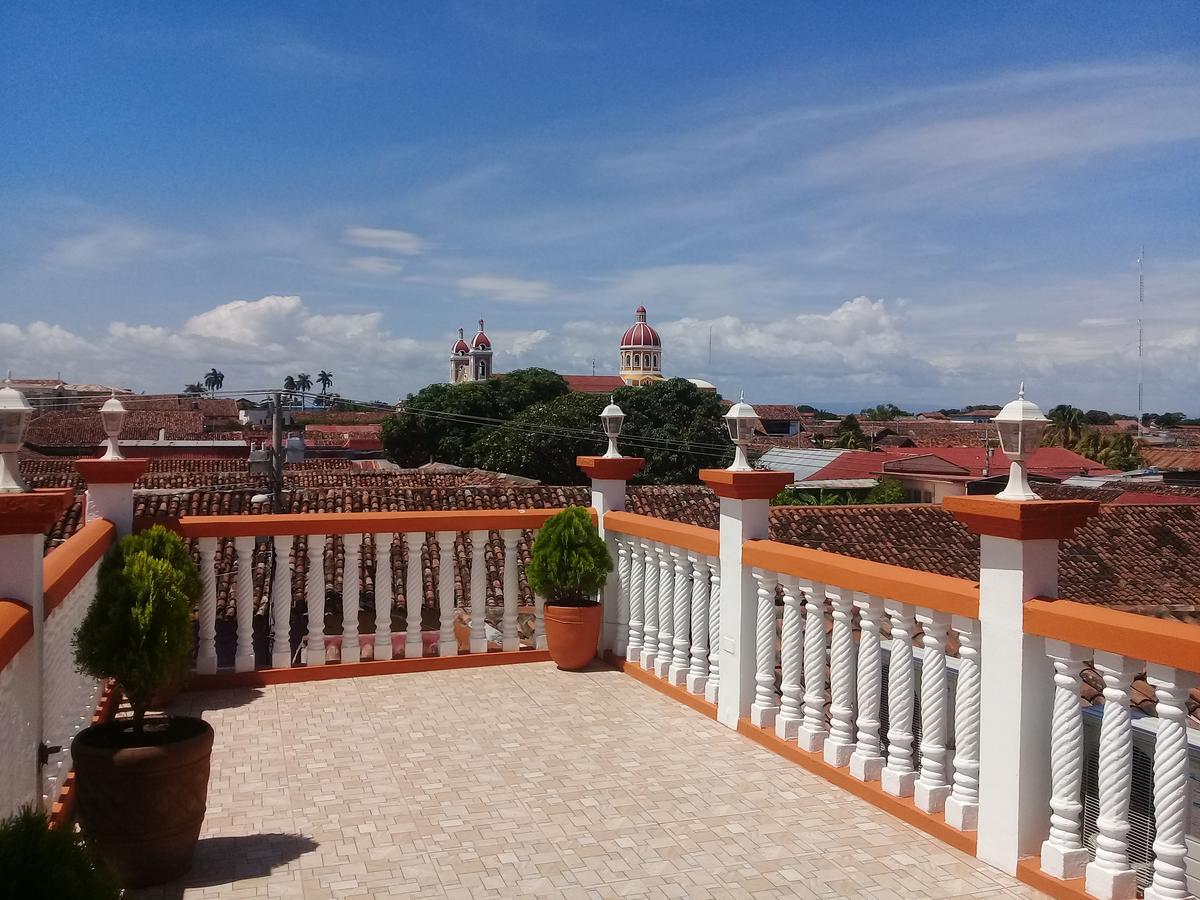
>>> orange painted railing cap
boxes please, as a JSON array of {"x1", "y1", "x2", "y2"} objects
[
  {"x1": 603, "y1": 510, "x2": 720, "y2": 557},
  {"x1": 43, "y1": 519, "x2": 116, "y2": 619},
  {"x1": 700, "y1": 468, "x2": 793, "y2": 500},
  {"x1": 1025, "y1": 597, "x2": 1200, "y2": 671},
  {"x1": 942, "y1": 495, "x2": 1100, "y2": 541},
  {"x1": 577, "y1": 455, "x2": 645, "y2": 481},
  {"x1": 0, "y1": 599, "x2": 34, "y2": 671},
  {"x1": 75, "y1": 457, "x2": 150, "y2": 485},
  {"x1": 0, "y1": 488, "x2": 75, "y2": 536}
]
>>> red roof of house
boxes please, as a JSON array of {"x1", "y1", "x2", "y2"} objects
[
  {"x1": 882, "y1": 446, "x2": 1115, "y2": 479},
  {"x1": 563, "y1": 375, "x2": 627, "y2": 394},
  {"x1": 1109, "y1": 492, "x2": 1200, "y2": 506}
]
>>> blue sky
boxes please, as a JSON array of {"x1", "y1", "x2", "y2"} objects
[{"x1": 2, "y1": 2, "x2": 1199, "y2": 412}]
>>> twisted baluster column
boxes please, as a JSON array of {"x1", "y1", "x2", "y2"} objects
[
  {"x1": 306, "y1": 534, "x2": 326, "y2": 666},
  {"x1": 639, "y1": 538, "x2": 659, "y2": 670},
  {"x1": 1085, "y1": 651, "x2": 1141, "y2": 900},
  {"x1": 196, "y1": 537, "x2": 218, "y2": 674},
  {"x1": 468, "y1": 530, "x2": 487, "y2": 654},
  {"x1": 946, "y1": 617, "x2": 982, "y2": 832},
  {"x1": 270, "y1": 536, "x2": 293, "y2": 669},
  {"x1": 882, "y1": 600, "x2": 917, "y2": 797},
  {"x1": 625, "y1": 539, "x2": 645, "y2": 663},
  {"x1": 436, "y1": 531, "x2": 456, "y2": 656},
  {"x1": 403, "y1": 532, "x2": 424, "y2": 658},
  {"x1": 531, "y1": 531, "x2": 547, "y2": 650},
  {"x1": 914, "y1": 609, "x2": 951, "y2": 813},
  {"x1": 655, "y1": 543, "x2": 675, "y2": 679},
  {"x1": 341, "y1": 533, "x2": 362, "y2": 663},
  {"x1": 749, "y1": 568, "x2": 780, "y2": 729},
  {"x1": 614, "y1": 537, "x2": 632, "y2": 659},
  {"x1": 775, "y1": 575, "x2": 803, "y2": 741},
  {"x1": 686, "y1": 551, "x2": 710, "y2": 696},
  {"x1": 1144, "y1": 664, "x2": 1197, "y2": 900},
  {"x1": 667, "y1": 548, "x2": 691, "y2": 685},
  {"x1": 823, "y1": 589, "x2": 856, "y2": 767},
  {"x1": 850, "y1": 593, "x2": 884, "y2": 780},
  {"x1": 798, "y1": 583, "x2": 828, "y2": 753},
  {"x1": 373, "y1": 533, "x2": 393, "y2": 661},
  {"x1": 1039, "y1": 640, "x2": 1089, "y2": 876},
  {"x1": 501, "y1": 530, "x2": 520, "y2": 652},
  {"x1": 233, "y1": 535, "x2": 256, "y2": 672},
  {"x1": 704, "y1": 559, "x2": 721, "y2": 704}
]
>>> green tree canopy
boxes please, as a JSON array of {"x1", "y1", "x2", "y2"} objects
[
  {"x1": 860, "y1": 403, "x2": 912, "y2": 420},
  {"x1": 1044, "y1": 404, "x2": 1086, "y2": 448}
]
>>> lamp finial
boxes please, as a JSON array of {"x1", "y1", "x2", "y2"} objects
[{"x1": 1018, "y1": 381, "x2": 1025, "y2": 399}]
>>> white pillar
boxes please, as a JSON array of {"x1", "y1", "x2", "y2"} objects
[
  {"x1": 881, "y1": 600, "x2": 917, "y2": 797},
  {"x1": 945, "y1": 616, "x2": 981, "y2": 832},
  {"x1": 469, "y1": 530, "x2": 487, "y2": 654},
  {"x1": 373, "y1": 533, "x2": 393, "y2": 662},
  {"x1": 704, "y1": 559, "x2": 721, "y2": 705},
  {"x1": 305, "y1": 534, "x2": 326, "y2": 666},
  {"x1": 914, "y1": 608, "x2": 952, "y2": 813},
  {"x1": 75, "y1": 459, "x2": 147, "y2": 537},
  {"x1": 775, "y1": 575, "x2": 803, "y2": 740},
  {"x1": 436, "y1": 531, "x2": 456, "y2": 657},
  {"x1": 233, "y1": 535, "x2": 255, "y2": 672},
  {"x1": 578, "y1": 457, "x2": 643, "y2": 654},
  {"x1": 686, "y1": 551, "x2": 710, "y2": 696},
  {"x1": 626, "y1": 539, "x2": 645, "y2": 663},
  {"x1": 668, "y1": 548, "x2": 690, "y2": 686},
  {"x1": 1039, "y1": 639, "x2": 1090, "y2": 877},
  {"x1": 639, "y1": 537, "x2": 659, "y2": 670},
  {"x1": 341, "y1": 533, "x2": 362, "y2": 663},
  {"x1": 824, "y1": 588, "x2": 857, "y2": 767},
  {"x1": 196, "y1": 537, "x2": 218, "y2": 674},
  {"x1": 270, "y1": 536, "x2": 292, "y2": 669},
  {"x1": 654, "y1": 543, "x2": 674, "y2": 679},
  {"x1": 615, "y1": 538, "x2": 632, "y2": 659},
  {"x1": 404, "y1": 532, "x2": 424, "y2": 659},
  {"x1": 749, "y1": 568, "x2": 779, "y2": 728},
  {"x1": 799, "y1": 583, "x2": 829, "y2": 754},
  {"x1": 849, "y1": 593, "x2": 884, "y2": 780},
  {"x1": 501, "y1": 530, "x2": 520, "y2": 652},
  {"x1": 1144, "y1": 663, "x2": 1198, "y2": 900}
]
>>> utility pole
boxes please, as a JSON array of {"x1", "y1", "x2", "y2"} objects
[{"x1": 272, "y1": 391, "x2": 284, "y2": 513}]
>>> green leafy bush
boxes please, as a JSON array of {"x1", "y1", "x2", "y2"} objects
[
  {"x1": 524, "y1": 507, "x2": 612, "y2": 605},
  {"x1": 0, "y1": 805, "x2": 119, "y2": 900},
  {"x1": 74, "y1": 526, "x2": 199, "y2": 733}
]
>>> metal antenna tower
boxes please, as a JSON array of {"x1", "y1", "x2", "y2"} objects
[{"x1": 1137, "y1": 246, "x2": 1145, "y2": 436}]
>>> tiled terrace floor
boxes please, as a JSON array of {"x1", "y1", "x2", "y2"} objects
[{"x1": 134, "y1": 662, "x2": 1044, "y2": 899}]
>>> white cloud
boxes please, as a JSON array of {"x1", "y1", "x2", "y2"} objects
[
  {"x1": 342, "y1": 227, "x2": 430, "y2": 255},
  {"x1": 457, "y1": 274, "x2": 553, "y2": 302},
  {"x1": 346, "y1": 256, "x2": 405, "y2": 275},
  {"x1": 44, "y1": 221, "x2": 206, "y2": 270}
]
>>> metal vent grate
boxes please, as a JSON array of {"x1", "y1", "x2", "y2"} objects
[{"x1": 1081, "y1": 721, "x2": 1156, "y2": 892}]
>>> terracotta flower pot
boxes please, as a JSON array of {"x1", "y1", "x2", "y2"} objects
[
  {"x1": 72, "y1": 716, "x2": 214, "y2": 888},
  {"x1": 543, "y1": 602, "x2": 601, "y2": 670}
]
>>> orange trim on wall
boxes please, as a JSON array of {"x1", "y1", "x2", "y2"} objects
[
  {"x1": 74, "y1": 457, "x2": 150, "y2": 485},
  {"x1": 172, "y1": 507, "x2": 588, "y2": 538},
  {"x1": 1025, "y1": 597, "x2": 1200, "y2": 670},
  {"x1": 743, "y1": 540, "x2": 980, "y2": 617},
  {"x1": 577, "y1": 455, "x2": 646, "y2": 481},
  {"x1": 0, "y1": 599, "x2": 34, "y2": 671},
  {"x1": 942, "y1": 495, "x2": 1099, "y2": 541},
  {"x1": 602, "y1": 511, "x2": 720, "y2": 558},
  {"x1": 42, "y1": 519, "x2": 116, "y2": 619},
  {"x1": 699, "y1": 468, "x2": 793, "y2": 500},
  {"x1": 1014, "y1": 858, "x2": 1090, "y2": 900},
  {"x1": 0, "y1": 488, "x2": 74, "y2": 536},
  {"x1": 48, "y1": 680, "x2": 121, "y2": 831}
]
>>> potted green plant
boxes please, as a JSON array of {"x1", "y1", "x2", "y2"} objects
[
  {"x1": 0, "y1": 805, "x2": 120, "y2": 900},
  {"x1": 525, "y1": 507, "x2": 612, "y2": 670},
  {"x1": 71, "y1": 525, "x2": 214, "y2": 888}
]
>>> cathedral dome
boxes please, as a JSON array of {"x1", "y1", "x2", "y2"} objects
[
  {"x1": 451, "y1": 327, "x2": 470, "y2": 355},
  {"x1": 471, "y1": 318, "x2": 491, "y2": 351},
  {"x1": 620, "y1": 306, "x2": 661, "y2": 348}
]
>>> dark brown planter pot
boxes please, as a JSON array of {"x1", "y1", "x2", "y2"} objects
[
  {"x1": 543, "y1": 602, "x2": 602, "y2": 670},
  {"x1": 72, "y1": 716, "x2": 214, "y2": 888}
]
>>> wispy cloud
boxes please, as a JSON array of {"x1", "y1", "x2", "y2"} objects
[
  {"x1": 342, "y1": 227, "x2": 430, "y2": 255},
  {"x1": 457, "y1": 274, "x2": 553, "y2": 302},
  {"x1": 346, "y1": 256, "x2": 405, "y2": 275},
  {"x1": 44, "y1": 221, "x2": 207, "y2": 270}
]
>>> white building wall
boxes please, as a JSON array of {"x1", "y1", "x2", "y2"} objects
[{"x1": 0, "y1": 639, "x2": 39, "y2": 817}]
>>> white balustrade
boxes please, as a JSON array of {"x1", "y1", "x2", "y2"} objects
[
  {"x1": 775, "y1": 575, "x2": 803, "y2": 740},
  {"x1": 824, "y1": 589, "x2": 856, "y2": 767},
  {"x1": 436, "y1": 531, "x2": 456, "y2": 657},
  {"x1": 749, "y1": 568, "x2": 779, "y2": 728},
  {"x1": 668, "y1": 548, "x2": 690, "y2": 686},
  {"x1": 704, "y1": 559, "x2": 721, "y2": 705},
  {"x1": 945, "y1": 616, "x2": 981, "y2": 832},
  {"x1": 850, "y1": 593, "x2": 885, "y2": 780},
  {"x1": 639, "y1": 538, "x2": 659, "y2": 670},
  {"x1": 469, "y1": 530, "x2": 487, "y2": 654},
  {"x1": 196, "y1": 537, "x2": 218, "y2": 674},
  {"x1": 1085, "y1": 651, "x2": 1142, "y2": 900},
  {"x1": 615, "y1": 538, "x2": 632, "y2": 659},
  {"x1": 233, "y1": 535, "x2": 255, "y2": 672},
  {"x1": 686, "y1": 551, "x2": 710, "y2": 695},
  {"x1": 914, "y1": 609, "x2": 951, "y2": 813},
  {"x1": 881, "y1": 600, "x2": 917, "y2": 797},
  {"x1": 1144, "y1": 664, "x2": 1198, "y2": 900},
  {"x1": 1039, "y1": 640, "x2": 1090, "y2": 877},
  {"x1": 404, "y1": 533, "x2": 424, "y2": 659},
  {"x1": 305, "y1": 535, "x2": 326, "y2": 666},
  {"x1": 655, "y1": 543, "x2": 674, "y2": 679},
  {"x1": 501, "y1": 530, "x2": 520, "y2": 652},
  {"x1": 798, "y1": 582, "x2": 828, "y2": 753},
  {"x1": 373, "y1": 533, "x2": 393, "y2": 662},
  {"x1": 270, "y1": 536, "x2": 292, "y2": 668},
  {"x1": 341, "y1": 534, "x2": 362, "y2": 663},
  {"x1": 626, "y1": 539, "x2": 645, "y2": 663}
]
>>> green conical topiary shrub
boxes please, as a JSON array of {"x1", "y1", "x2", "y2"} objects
[
  {"x1": 525, "y1": 507, "x2": 612, "y2": 606},
  {"x1": 0, "y1": 805, "x2": 120, "y2": 900}
]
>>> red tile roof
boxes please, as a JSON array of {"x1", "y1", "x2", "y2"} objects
[
  {"x1": 1142, "y1": 447, "x2": 1200, "y2": 470},
  {"x1": 881, "y1": 446, "x2": 1115, "y2": 479},
  {"x1": 562, "y1": 375, "x2": 627, "y2": 394}
]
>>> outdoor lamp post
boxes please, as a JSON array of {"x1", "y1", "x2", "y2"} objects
[
  {"x1": 99, "y1": 391, "x2": 127, "y2": 461},
  {"x1": 992, "y1": 383, "x2": 1049, "y2": 501},
  {"x1": 724, "y1": 392, "x2": 760, "y2": 472},
  {"x1": 0, "y1": 375, "x2": 32, "y2": 493},
  {"x1": 600, "y1": 398, "x2": 625, "y2": 459}
]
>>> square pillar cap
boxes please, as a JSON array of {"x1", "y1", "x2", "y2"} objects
[
  {"x1": 577, "y1": 456, "x2": 645, "y2": 481},
  {"x1": 0, "y1": 487, "x2": 74, "y2": 535},
  {"x1": 943, "y1": 494, "x2": 1099, "y2": 540},
  {"x1": 75, "y1": 458, "x2": 150, "y2": 485},
  {"x1": 700, "y1": 468, "x2": 793, "y2": 500}
]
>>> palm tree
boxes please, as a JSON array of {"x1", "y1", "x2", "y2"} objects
[
  {"x1": 1045, "y1": 404, "x2": 1086, "y2": 449},
  {"x1": 317, "y1": 370, "x2": 333, "y2": 401},
  {"x1": 296, "y1": 373, "x2": 312, "y2": 410},
  {"x1": 203, "y1": 368, "x2": 224, "y2": 397},
  {"x1": 184, "y1": 382, "x2": 205, "y2": 395},
  {"x1": 283, "y1": 375, "x2": 297, "y2": 405}
]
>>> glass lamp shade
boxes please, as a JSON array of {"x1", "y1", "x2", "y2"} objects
[
  {"x1": 100, "y1": 395, "x2": 126, "y2": 439},
  {"x1": 723, "y1": 399, "x2": 760, "y2": 442},
  {"x1": 992, "y1": 387, "x2": 1049, "y2": 461},
  {"x1": 600, "y1": 401, "x2": 625, "y2": 439},
  {"x1": 0, "y1": 382, "x2": 32, "y2": 453}
]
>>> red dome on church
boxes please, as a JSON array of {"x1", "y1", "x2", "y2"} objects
[
  {"x1": 620, "y1": 306, "x2": 661, "y2": 348},
  {"x1": 471, "y1": 318, "x2": 491, "y2": 351},
  {"x1": 451, "y1": 327, "x2": 470, "y2": 355}
]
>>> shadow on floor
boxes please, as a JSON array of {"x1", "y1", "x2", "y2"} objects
[
  {"x1": 128, "y1": 832, "x2": 318, "y2": 899},
  {"x1": 176, "y1": 687, "x2": 266, "y2": 714}
]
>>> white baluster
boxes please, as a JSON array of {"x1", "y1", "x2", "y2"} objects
[
  {"x1": 469, "y1": 530, "x2": 488, "y2": 654},
  {"x1": 1145, "y1": 664, "x2": 1199, "y2": 900},
  {"x1": 403, "y1": 532, "x2": 423, "y2": 659},
  {"x1": 775, "y1": 575, "x2": 803, "y2": 740},
  {"x1": 704, "y1": 558, "x2": 721, "y2": 704},
  {"x1": 914, "y1": 608, "x2": 951, "y2": 813},
  {"x1": 196, "y1": 538, "x2": 218, "y2": 674},
  {"x1": 270, "y1": 536, "x2": 292, "y2": 669},
  {"x1": 1039, "y1": 639, "x2": 1090, "y2": 877},
  {"x1": 639, "y1": 538, "x2": 659, "y2": 670},
  {"x1": 686, "y1": 550, "x2": 710, "y2": 695},
  {"x1": 946, "y1": 616, "x2": 981, "y2": 832},
  {"x1": 341, "y1": 533, "x2": 362, "y2": 663},
  {"x1": 882, "y1": 600, "x2": 917, "y2": 797},
  {"x1": 668, "y1": 547, "x2": 691, "y2": 686},
  {"x1": 233, "y1": 535, "x2": 255, "y2": 672},
  {"x1": 531, "y1": 530, "x2": 547, "y2": 650},
  {"x1": 850, "y1": 593, "x2": 885, "y2": 780},
  {"x1": 799, "y1": 582, "x2": 828, "y2": 753},
  {"x1": 501, "y1": 530, "x2": 520, "y2": 652},
  {"x1": 615, "y1": 538, "x2": 632, "y2": 659},
  {"x1": 1085, "y1": 651, "x2": 1142, "y2": 900},
  {"x1": 306, "y1": 534, "x2": 326, "y2": 666},
  {"x1": 655, "y1": 543, "x2": 674, "y2": 679},
  {"x1": 436, "y1": 531, "x2": 456, "y2": 657},
  {"x1": 626, "y1": 539, "x2": 645, "y2": 663},
  {"x1": 749, "y1": 568, "x2": 779, "y2": 729},
  {"x1": 373, "y1": 533, "x2": 393, "y2": 661},
  {"x1": 823, "y1": 588, "x2": 856, "y2": 767}
]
